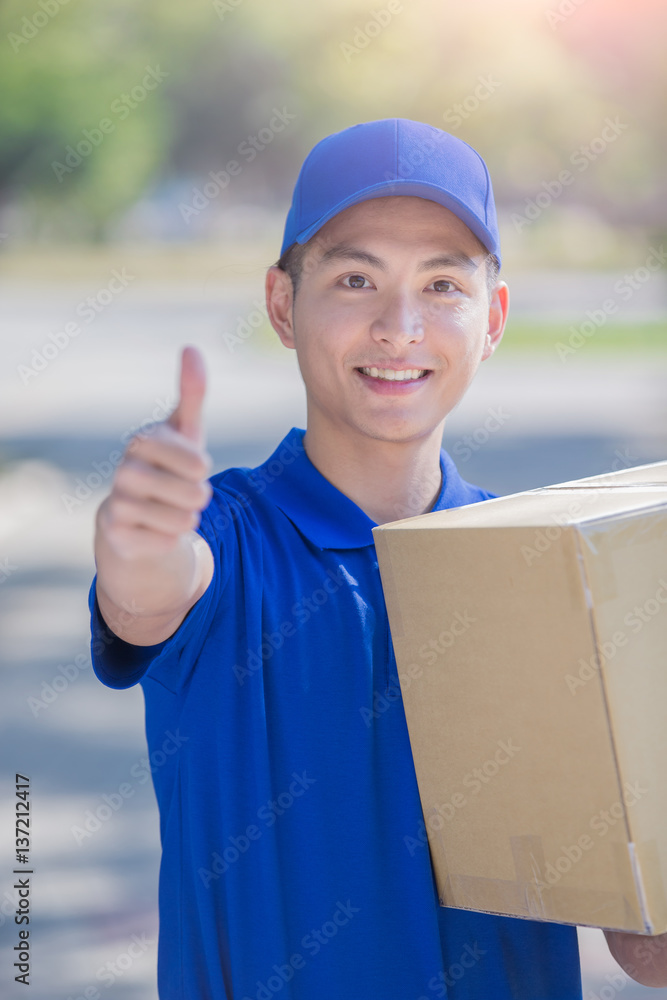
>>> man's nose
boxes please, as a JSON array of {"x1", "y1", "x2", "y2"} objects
[{"x1": 369, "y1": 292, "x2": 425, "y2": 348}]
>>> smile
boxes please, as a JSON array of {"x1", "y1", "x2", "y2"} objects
[{"x1": 357, "y1": 367, "x2": 428, "y2": 381}]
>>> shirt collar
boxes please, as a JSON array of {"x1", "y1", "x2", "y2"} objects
[{"x1": 252, "y1": 427, "x2": 481, "y2": 550}]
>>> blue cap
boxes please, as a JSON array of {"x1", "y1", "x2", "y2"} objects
[{"x1": 280, "y1": 118, "x2": 501, "y2": 266}]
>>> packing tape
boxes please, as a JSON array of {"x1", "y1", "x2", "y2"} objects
[
  {"x1": 428, "y1": 826, "x2": 650, "y2": 931},
  {"x1": 574, "y1": 523, "x2": 618, "y2": 604},
  {"x1": 626, "y1": 838, "x2": 667, "y2": 932}
]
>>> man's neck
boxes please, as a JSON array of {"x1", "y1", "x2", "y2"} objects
[{"x1": 302, "y1": 418, "x2": 445, "y2": 526}]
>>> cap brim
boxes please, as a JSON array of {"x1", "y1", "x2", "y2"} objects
[{"x1": 293, "y1": 179, "x2": 500, "y2": 264}]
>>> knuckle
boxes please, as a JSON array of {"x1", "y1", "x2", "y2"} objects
[
  {"x1": 189, "y1": 448, "x2": 211, "y2": 478},
  {"x1": 114, "y1": 461, "x2": 146, "y2": 496},
  {"x1": 110, "y1": 495, "x2": 135, "y2": 524},
  {"x1": 125, "y1": 432, "x2": 149, "y2": 455},
  {"x1": 104, "y1": 491, "x2": 124, "y2": 519},
  {"x1": 194, "y1": 483, "x2": 212, "y2": 509},
  {"x1": 113, "y1": 462, "x2": 132, "y2": 490},
  {"x1": 199, "y1": 467, "x2": 211, "y2": 485},
  {"x1": 180, "y1": 509, "x2": 198, "y2": 532}
]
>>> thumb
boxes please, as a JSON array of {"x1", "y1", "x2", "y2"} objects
[{"x1": 167, "y1": 345, "x2": 207, "y2": 446}]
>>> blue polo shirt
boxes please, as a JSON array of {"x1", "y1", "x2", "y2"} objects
[{"x1": 88, "y1": 427, "x2": 582, "y2": 1000}]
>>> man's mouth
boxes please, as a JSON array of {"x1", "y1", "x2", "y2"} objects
[{"x1": 357, "y1": 367, "x2": 429, "y2": 381}]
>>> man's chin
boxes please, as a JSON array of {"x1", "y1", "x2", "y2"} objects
[{"x1": 346, "y1": 416, "x2": 445, "y2": 447}]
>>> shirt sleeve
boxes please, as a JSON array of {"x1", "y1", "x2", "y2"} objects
[{"x1": 88, "y1": 487, "x2": 235, "y2": 692}]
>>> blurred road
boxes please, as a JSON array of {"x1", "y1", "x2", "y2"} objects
[{"x1": 1, "y1": 277, "x2": 666, "y2": 999}]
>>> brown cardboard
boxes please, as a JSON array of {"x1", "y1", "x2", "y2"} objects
[{"x1": 372, "y1": 460, "x2": 667, "y2": 932}]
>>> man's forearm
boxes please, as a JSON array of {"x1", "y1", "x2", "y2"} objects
[{"x1": 95, "y1": 517, "x2": 212, "y2": 644}]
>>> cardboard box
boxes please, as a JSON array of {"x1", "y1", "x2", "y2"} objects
[{"x1": 373, "y1": 461, "x2": 667, "y2": 932}]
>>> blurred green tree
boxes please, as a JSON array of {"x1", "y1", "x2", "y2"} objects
[{"x1": 1, "y1": 0, "x2": 665, "y2": 249}]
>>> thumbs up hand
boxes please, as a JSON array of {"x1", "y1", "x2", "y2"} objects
[{"x1": 98, "y1": 346, "x2": 214, "y2": 561}]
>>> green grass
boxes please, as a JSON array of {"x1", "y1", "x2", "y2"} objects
[{"x1": 501, "y1": 321, "x2": 667, "y2": 353}]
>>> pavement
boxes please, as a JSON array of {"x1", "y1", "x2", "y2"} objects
[{"x1": 1, "y1": 277, "x2": 666, "y2": 998}]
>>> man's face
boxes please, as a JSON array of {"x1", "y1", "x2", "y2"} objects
[{"x1": 267, "y1": 195, "x2": 508, "y2": 446}]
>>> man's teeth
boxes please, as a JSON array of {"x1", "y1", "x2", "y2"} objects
[{"x1": 359, "y1": 367, "x2": 427, "y2": 381}]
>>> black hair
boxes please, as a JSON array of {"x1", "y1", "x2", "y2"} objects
[{"x1": 275, "y1": 240, "x2": 500, "y2": 299}]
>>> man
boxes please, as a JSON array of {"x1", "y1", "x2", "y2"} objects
[{"x1": 89, "y1": 119, "x2": 667, "y2": 998}]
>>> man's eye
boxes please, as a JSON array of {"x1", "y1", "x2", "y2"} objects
[
  {"x1": 430, "y1": 279, "x2": 456, "y2": 293},
  {"x1": 343, "y1": 274, "x2": 369, "y2": 288}
]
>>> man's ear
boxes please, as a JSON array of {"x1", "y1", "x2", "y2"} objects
[
  {"x1": 266, "y1": 266, "x2": 296, "y2": 349},
  {"x1": 481, "y1": 281, "x2": 509, "y2": 361}
]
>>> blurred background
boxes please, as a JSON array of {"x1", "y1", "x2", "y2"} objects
[{"x1": 1, "y1": 0, "x2": 666, "y2": 996}]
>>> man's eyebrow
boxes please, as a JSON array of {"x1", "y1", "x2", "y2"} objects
[
  {"x1": 416, "y1": 252, "x2": 480, "y2": 273},
  {"x1": 317, "y1": 244, "x2": 387, "y2": 270},
  {"x1": 316, "y1": 244, "x2": 481, "y2": 273}
]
